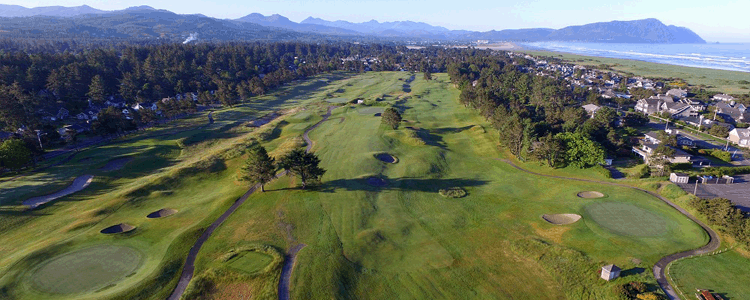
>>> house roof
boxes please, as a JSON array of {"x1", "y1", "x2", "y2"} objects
[
  {"x1": 602, "y1": 264, "x2": 620, "y2": 272},
  {"x1": 731, "y1": 128, "x2": 750, "y2": 138},
  {"x1": 582, "y1": 104, "x2": 601, "y2": 113},
  {"x1": 666, "y1": 88, "x2": 687, "y2": 97}
]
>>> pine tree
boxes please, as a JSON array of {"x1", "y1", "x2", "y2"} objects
[
  {"x1": 87, "y1": 74, "x2": 106, "y2": 105},
  {"x1": 241, "y1": 146, "x2": 276, "y2": 192},
  {"x1": 278, "y1": 149, "x2": 326, "y2": 189}
]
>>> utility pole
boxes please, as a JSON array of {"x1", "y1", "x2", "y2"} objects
[
  {"x1": 693, "y1": 179, "x2": 699, "y2": 195},
  {"x1": 34, "y1": 129, "x2": 44, "y2": 151}
]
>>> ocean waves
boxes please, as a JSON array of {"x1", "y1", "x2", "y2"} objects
[{"x1": 521, "y1": 42, "x2": 750, "y2": 73}]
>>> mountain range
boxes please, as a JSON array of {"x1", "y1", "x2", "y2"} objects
[{"x1": 0, "y1": 4, "x2": 706, "y2": 44}]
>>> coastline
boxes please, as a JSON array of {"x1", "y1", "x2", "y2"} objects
[{"x1": 513, "y1": 47, "x2": 750, "y2": 94}]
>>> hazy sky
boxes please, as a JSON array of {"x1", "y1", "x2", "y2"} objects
[{"x1": 6, "y1": 0, "x2": 750, "y2": 42}]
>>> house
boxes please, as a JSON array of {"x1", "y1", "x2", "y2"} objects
[
  {"x1": 105, "y1": 99, "x2": 125, "y2": 108},
  {"x1": 133, "y1": 102, "x2": 158, "y2": 111},
  {"x1": 582, "y1": 104, "x2": 601, "y2": 118},
  {"x1": 729, "y1": 128, "x2": 750, "y2": 148},
  {"x1": 670, "y1": 173, "x2": 690, "y2": 183},
  {"x1": 644, "y1": 131, "x2": 662, "y2": 144},
  {"x1": 76, "y1": 112, "x2": 89, "y2": 120},
  {"x1": 666, "y1": 88, "x2": 687, "y2": 99},
  {"x1": 713, "y1": 94, "x2": 735, "y2": 102},
  {"x1": 635, "y1": 98, "x2": 662, "y2": 114},
  {"x1": 679, "y1": 98, "x2": 706, "y2": 112},
  {"x1": 600, "y1": 264, "x2": 621, "y2": 281},
  {"x1": 714, "y1": 101, "x2": 749, "y2": 124},
  {"x1": 633, "y1": 142, "x2": 692, "y2": 164},
  {"x1": 661, "y1": 102, "x2": 694, "y2": 118}
]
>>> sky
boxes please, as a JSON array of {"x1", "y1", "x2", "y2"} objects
[{"x1": 5, "y1": 0, "x2": 750, "y2": 42}]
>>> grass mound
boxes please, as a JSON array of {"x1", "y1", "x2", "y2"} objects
[
  {"x1": 542, "y1": 214, "x2": 582, "y2": 225},
  {"x1": 577, "y1": 191, "x2": 604, "y2": 198},
  {"x1": 147, "y1": 208, "x2": 178, "y2": 219},
  {"x1": 439, "y1": 187, "x2": 467, "y2": 198},
  {"x1": 374, "y1": 153, "x2": 398, "y2": 164},
  {"x1": 220, "y1": 244, "x2": 284, "y2": 275},
  {"x1": 357, "y1": 107, "x2": 385, "y2": 115},
  {"x1": 30, "y1": 245, "x2": 143, "y2": 294},
  {"x1": 100, "y1": 223, "x2": 136, "y2": 234},
  {"x1": 584, "y1": 202, "x2": 668, "y2": 237}
]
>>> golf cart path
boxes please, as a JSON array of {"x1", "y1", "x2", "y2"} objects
[
  {"x1": 278, "y1": 243, "x2": 307, "y2": 300},
  {"x1": 168, "y1": 106, "x2": 336, "y2": 300},
  {"x1": 22, "y1": 175, "x2": 94, "y2": 208},
  {"x1": 496, "y1": 159, "x2": 719, "y2": 300}
]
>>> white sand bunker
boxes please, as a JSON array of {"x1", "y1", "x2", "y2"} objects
[
  {"x1": 577, "y1": 191, "x2": 605, "y2": 198},
  {"x1": 100, "y1": 157, "x2": 132, "y2": 171},
  {"x1": 542, "y1": 214, "x2": 582, "y2": 225},
  {"x1": 100, "y1": 223, "x2": 136, "y2": 234},
  {"x1": 147, "y1": 208, "x2": 178, "y2": 219},
  {"x1": 23, "y1": 175, "x2": 94, "y2": 208}
]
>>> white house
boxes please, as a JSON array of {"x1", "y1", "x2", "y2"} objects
[
  {"x1": 713, "y1": 94, "x2": 735, "y2": 102},
  {"x1": 670, "y1": 172, "x2": 690, "y2": 184},
  {"x1": 666, "y1": 88, "x2": 688, "y2": 99},
  {"x1": 582, "y1": 104, "x2": 601, "y2": 118},
  {"x1": 729, "y1": 128, "x2": 750, "y2": 148}
]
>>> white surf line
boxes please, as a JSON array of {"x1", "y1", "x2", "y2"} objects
[{"x1": 22, "y1": 175, "x2": 95, "y2": 208}]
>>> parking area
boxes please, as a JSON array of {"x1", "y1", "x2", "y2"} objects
[{"x1": 676, "y1": 174, "x2": 750, "y2": 211}]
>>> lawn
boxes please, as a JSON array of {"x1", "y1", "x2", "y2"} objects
[
  {"x1": 669, "y1": 249, "x2": 750, "y2": 300},
  {"x1": 519, "y1": 50, "x2": 750, "y2": 94},
  {"x1": 191, "y1": 72, "x2": 708, "y2": 300},
  {"x1": 0, "y1": 73, "x2": 341, "y2": 300}
]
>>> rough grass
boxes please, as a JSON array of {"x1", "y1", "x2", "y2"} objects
[
  {"x1": 194, "y1": 72, "x2": 707, "y2": 300},
  {"x1": 0, "y1": 74, "x2": 339, "y2": 300},
  {"x1": 669, "y1": 249, "x2": 750, "y2": 300}
]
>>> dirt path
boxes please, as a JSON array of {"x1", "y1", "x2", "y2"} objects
[
  {"x1": 22, "y1": 175, "x2": 95, "y2": 208},
  {"x1": 168, "y1": 106, "x2": 336, "y2": 300},
  {"x1": 496, "y1": 159, "x2": 719, "y2": 300}
]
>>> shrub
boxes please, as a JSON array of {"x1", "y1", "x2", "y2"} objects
[
  {"x1": 671, "y1": 163, "x2": 692, "y2": 171},
  {"x1": 628, "y1": 281, "x2": 647, "y2": 294},
  {"x1": 637, "y1": 293, "x2": 666, "y2": 300},
  {"x1": 611, "y1": 284, "x2": 631, "y2": 300},
  {"x1": 711, "y1": 150, "x2": 732, "y2": 162},
  {"x1": 439, "y1": 187, "x2": 467, "y2": 198},
  {"x1": 630, "y1": 164, "x2": 650, "y2": 179},
  {"x1": 661, "y1": 184, "x2": 688, "y2": 199},
  {"x1": 593, "y1": 165, "x2": 612, "y2": 179}
]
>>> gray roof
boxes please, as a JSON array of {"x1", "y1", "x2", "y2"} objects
[{"x1": 602, "y1": 264, "x2": 620, "y2": 272}]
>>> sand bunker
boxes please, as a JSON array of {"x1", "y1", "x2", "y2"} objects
[
  {"x1": 147, "y1": 208, "x2": 178, "y2": 219},
  {"x1": 577, "y1": 191, "x2": 605, "y2": 198},
  {"x1": 366, "y1": 177, "x2": 387, "y2": 187},
  {"x1": 542, "y1": 214, "x2": 582, "y2": 225},
  {"x1": 23, "y1": 175, "x2": 95, "y2": 208},
  {"x1": 100, "y1": 223, "x2": 136, "y2": 234},
  {"x1": 374, "y1": 153, "x2": 398, "y2": 164},
  {"x1": 100, "y1": 157, "x2": 132, "y2": 171}
]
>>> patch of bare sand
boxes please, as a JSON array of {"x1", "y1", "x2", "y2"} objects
[{"x1": 541, "y1": 214, "x2": 582, "y2": 225}]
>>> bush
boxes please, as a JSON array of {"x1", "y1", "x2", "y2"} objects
[
  {"x1": 661, "y1": 184, "x2": 688, "y2": 199},
  {"x1": 628, "y1": 281, "x2": 647, "y2": 294},
  {"x1": 671, "y1": 162, "x2": 693, "y2": 171},
  {"x1": 702, "y1": 165, "x2": 750, "y2": 176},
  {"x1": 711, "y1": 150, "x2": 732, "y2": 162},
  {"x1": 611, "y1": 284, "x2": 632, "y2": 300},
  {"x1": 630, "y1": 164, "x2": 650, "y2": 179},
  {"x1": 439, "y1": 187, "x2": 467, "y2": 198},
  {"x1": 593, "y1": 165, "x2": 612, "y2": 179},
  {"x1": 637, "y1": 293, "x2": 666, "y2": 300}
]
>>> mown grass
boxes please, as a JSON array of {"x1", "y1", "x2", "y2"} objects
[
  {"x1": 520, "y1": 50, "x2": 750, "y2": 94},
  {"x1": 0, "y1": 73, "x2": 340, "y2": 300},
  {"x1": 193, "y1": 72, "x2": 708, "y2": 300}
]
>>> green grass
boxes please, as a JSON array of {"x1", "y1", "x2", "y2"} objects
[
  {"x1": 325, "y1": 97, "x2": 350, "y2": 103},
  {"x1": 669, "y1": 249, "x2": 750, "y2": 300},
  {"x1": 520, "y1": 50, "x2": 750, "y2": 94},
  {"x1": 30, "y1": 245, "x2": 143, "y2": 295},
  {"x1": 0, "y1": 73, "x2": 340, "y2": 300},
  {"x1": 584, "y1": 202, "x2": 668, "y2": 237},
  {"x1": 192, "y1": 72, "x2": 708, "y2": 300},
  {"x1": 227, "y1": 251, "x2": 274, "y2": 275}
]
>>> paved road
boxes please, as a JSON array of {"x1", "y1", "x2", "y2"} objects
[
  {"x1": 497, "y1": 159, "x2": 720, "y2": 300},
  {"x1": 647, "y1": 121, "x2": 750, "y2": 165},
  {"x1": 277, "y1": 244, "x2": 307, "y2": 300},
  {"x1": 168, "y1": 107, "x2": 336, "y2": 300}
]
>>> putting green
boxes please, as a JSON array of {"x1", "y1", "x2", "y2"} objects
[
  {"x1": 228, "y1": 251, "x2": 274, "y2": 274},
  {"x1": 326, "y1": 97, "x2": 350, "y2": 103},
  {"x1": 584, "y1": 202, "x2": 668, "y2": 237},
  {"x1": 357, "y1": 107, "x2": 385, "y2": 115},
  {"x1": 31, "y1": 245, "x2": 143, "y2": 294}
]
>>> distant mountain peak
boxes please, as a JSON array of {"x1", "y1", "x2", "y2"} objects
[{"x1": 124, "y1": 5, "x2": 157, "y2": 11}]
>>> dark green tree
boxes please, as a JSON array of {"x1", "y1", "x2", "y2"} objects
[
  {"x1": 556, "y1": 132, "x2": 605, "y2": 168},
  {"x1": 241, "y1": 146, "x2": 276, "y2": 192},
  {"x1": 279, "y1": 149, "x2": 326, "y2": 189},
  {"x1": 381, "y1": 107, "x2": 402, "y2": 130},
  {"x1": 535, "y1": 133, "x2": 564, "y2": 167},
  {"x1": 0, "y1": 138, "x2": 32, "y2": 171},
  {"x1": 87, "y1": 74, "x2": 106, "y2": 105}
]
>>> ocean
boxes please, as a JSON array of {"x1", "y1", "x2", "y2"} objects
[{"x1": 520, "y1": 42, "x2": 750, "y2": 73}]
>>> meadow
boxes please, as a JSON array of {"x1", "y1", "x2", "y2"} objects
[
  {"x1": 669, "y1": 248, "x2": 750, "y2": 300},
  {"x1": 519, "y1": 50, "x2": 750, "y2": 94},
  {"x1": 190, "y1": 72, "x2": 708, "y2": 300}
]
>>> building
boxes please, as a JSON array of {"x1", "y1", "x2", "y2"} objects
[
  {"x1": 582, "y1": 104, "x2": 601, "y2": 118},
  {"x1": 601, "y1": 264, "x2": 621, "y2": 281},
  {"x1": 729, "y1": 128, "x2": 750, "y2": 148},
  {"x1": 713, "y1": 94, "x2": 735, "y2": 102},
  {"x1": 670, "y1": 173, "x2": 690, "y2": 183},
  {"x1": 666, "y1": 88, "x2": 688, "y2": 99}
]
